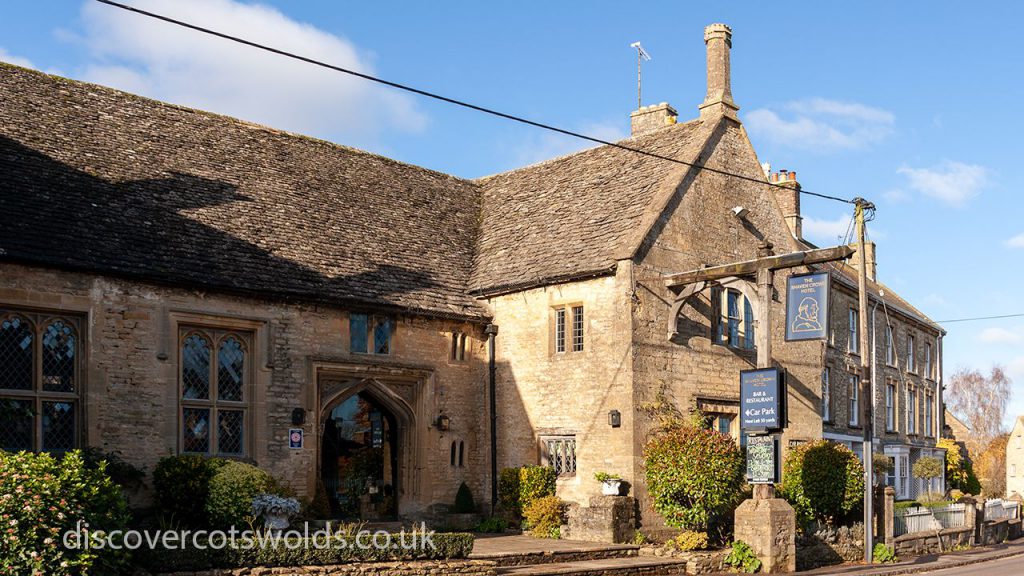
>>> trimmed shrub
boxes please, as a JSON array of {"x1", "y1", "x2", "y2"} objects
[
  {"x1": 453, "y1": 481, "x2": 476, "y2": 513},
  {"x1": 497, "y1": 465, "x2": 556, "y2": 517},
  {"x1": 913, "y1": 456, "x2": 943, "y2": 483},
  {"x1": 152, "y1": 454, "x2": 226, "y2": 528},
  {"x1": 523, "y1": 495, "x2": 566, "y2": 539},
  {"x1": 778, "y1": 440, "x2": 864, "y2": 525},
  {"x1": 664, "y1": 530, "x2": 709, "y2": 552},
  {"x1": 206, "y1": 461, "x2": 288, "y2": 529},
  {"x1": 0, "y1": 450, "x2": 130, "y2": 576},
  {"x1": 643, "y1": 424, "x2": 744, "y2": 531},
  {"x1": 475, "y1": 517, "x2": 508, "y2": 533},
  {"x1": 134, "y1": 532, "x2": 475, "y2": 572}
]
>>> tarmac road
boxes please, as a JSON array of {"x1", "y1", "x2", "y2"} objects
[{"x1": 918, "y1": 552, "x2": 1024, "y2": 575}]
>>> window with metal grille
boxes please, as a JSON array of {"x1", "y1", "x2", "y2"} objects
[
  {"x1": 180, "y1": 327, "x2": 250, "y2": 456},
  {"x1": 571, "y1": 306, "x2": 584, "y2": 352},
  {"x1": 552, "y1": 305, "x2": 584, "y2": 354},
  {"x1": 541, "y1": 435, "x2": 576, "y2": 477},
  {"x1": 350, "y1": 313, "x2": 392, "y2": 355},
  {"x1": 0, "y1": 309, "x2": 81, "y2": 453}
]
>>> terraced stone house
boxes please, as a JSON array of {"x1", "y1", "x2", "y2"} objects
[{"x1": 0, "y1": 23, "x2": 944, "y2": 525}]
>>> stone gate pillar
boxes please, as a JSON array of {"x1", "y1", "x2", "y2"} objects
[{"x1": 734, "y1": 496, "x2": 796, "y2": 573}]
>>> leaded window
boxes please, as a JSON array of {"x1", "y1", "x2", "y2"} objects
[
  {"x1": 349, "y1": 313, "x2": 392, "y2": 355},
  {"x1": 541, "y1": 435, "x2": 576, "y2": 477},
  {"x1": 180, "y1": 327, "x2": 250, "y2": 456},
  {"x1": 552, "y1": 305, "x2": 583, "y2": 354},
  {"x1": 0, "y1": 310, "x2": 82, "y2": 453},
  {"x1": 714, "y1": 288, "x2": 755, "y2": 350}
]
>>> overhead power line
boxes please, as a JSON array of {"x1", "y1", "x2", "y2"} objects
[
  {"x1": 95, "y1": 0, "x2": 857, "y2": 205},
  {"x1": 936, "y1": 313, "x2": 1024, "y2": 324}
]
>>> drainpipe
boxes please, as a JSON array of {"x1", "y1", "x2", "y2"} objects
[{"x1": 485, "y1": 323, "x2": 499, "y2": 515}]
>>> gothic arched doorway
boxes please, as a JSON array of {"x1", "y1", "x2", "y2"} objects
[{"x1": 321, "y1": 391, "x2": 400, "y2": 520}]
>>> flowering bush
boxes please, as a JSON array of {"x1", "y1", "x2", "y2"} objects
[{"x1": 0, "y1": 450, "x2": 129, "y2": 576}]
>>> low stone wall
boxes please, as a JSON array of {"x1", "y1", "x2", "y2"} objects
[
  {"x1": 156, "y1": 560, "x2": 497, "y2": 576},
  {"x1": 893, "y1": 526, "x2": 972, "y2": 556},
  {"x1": 795, "y1": 522, "x2": 864, "y2": 570},
  {"x1": 564, "y1": 495, "x2": 637, "y2": 544},
  {"x1": 640, "y1": 547, "x2": 726, "y2": 575},
  {"x1": 978, "y1": 519, "x2": 1010, "y2": 546}
]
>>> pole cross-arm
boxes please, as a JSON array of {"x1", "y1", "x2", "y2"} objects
[{"x1": 664, "y1": 245, "x2": 855, "y2": 290}]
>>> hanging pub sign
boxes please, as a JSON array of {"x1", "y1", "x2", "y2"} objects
[
  {"x1": 785, "y1": 271, "x2": 830, "y2": 342},
  {"x1": 746, "y1": 434, "x2": 779, "y2": 484},
  {"x1": 740, "y1": 367, "x2": 785, "y2": 432}
]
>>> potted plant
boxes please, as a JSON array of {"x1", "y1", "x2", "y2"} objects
[
  {"x1": 251, "y1": 493, "x2": 301, "y2": 532},
  {"x1": 594, "y1": 472, "x2": 624, "y2": 496}
]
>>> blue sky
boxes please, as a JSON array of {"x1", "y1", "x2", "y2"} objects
[{"x1": 3, "y1": 1, "x2": 1023, "y2": 426}]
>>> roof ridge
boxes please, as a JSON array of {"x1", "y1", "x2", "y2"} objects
[
  {"x1": 0, "y1": 60, "x2": 477, "y2": 186},
  {"x1": 473, "y1": 118, "x2": 703, "y2": 182}
]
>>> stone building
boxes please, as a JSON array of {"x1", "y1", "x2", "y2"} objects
[
  {"x1": 1007, "y1": 416, "x2": 1024, "y2": 499},
  {"x1": 0, "y1": 23, "x2": 944, "y2": 524}
]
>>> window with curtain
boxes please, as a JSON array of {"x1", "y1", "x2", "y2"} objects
[{"x1": 0, "y1": 310, "x2": 81, "y2": 453}]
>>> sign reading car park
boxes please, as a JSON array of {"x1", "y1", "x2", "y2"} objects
[
  {"x1": 785, "y1": 271, "x2": 830, "y2": 342},
  {"x1": 745, "y1": 434, "x2": 779, "y2": 484},
  {"x1": 740, "y1": 368, "x2": 784, "y2": 432}
]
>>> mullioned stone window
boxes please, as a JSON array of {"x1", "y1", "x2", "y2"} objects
[
  {"x1": 551, "y1": 305, "x2": 584, "y2": 354},
  {"x1": 0, "y1": 309, "x2": 81, "y2": 453},
  {"x1": 179, "y1": 327, "x2": 250, "y2": 456},
  {"x1": 540, "y1": 434, "x2": 576, "y2": 477},
  {"x1": 350, "y1": 313, "x2": 392, "y2": 355},
  {"x1": 712, "y1": 287, "x2": 755, "y2": 350}
]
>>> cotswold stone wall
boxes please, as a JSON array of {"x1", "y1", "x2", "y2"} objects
[
  {"x1": 0, "y1": 262, "x2": 488, "y2": 516},
  {"x1": 795, "y1": 522, "x2": 864, "y2": 570},
  {"x1": 485, "y1": 270, "x2": 636, "y2": 506}
]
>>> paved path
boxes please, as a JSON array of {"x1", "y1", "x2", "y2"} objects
[{"x1": 802, "y1": 538, "x2": 1024, "y2": 575}]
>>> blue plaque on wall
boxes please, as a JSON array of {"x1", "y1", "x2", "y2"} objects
[
  {"x1": 740, "y1": 368, "x2": 785, "y2": 432},
  {"x1": 785, "y1": 271, "x2": 830, "y2": 341}
]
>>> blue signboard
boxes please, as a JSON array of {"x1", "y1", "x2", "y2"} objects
[
  {"x1": 288, "y1": 428, "x2": 303, "y2": 449},
  {"x1": 785, "y1": 271, "x2": 830, "y2": 341},
  {"x1": 740, "y1": 368, "x2": 784, "y2": 432}
]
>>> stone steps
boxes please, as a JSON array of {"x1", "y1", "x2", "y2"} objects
[{"x1": 495, "y1": 556, "x2": 687, "y2": 576}]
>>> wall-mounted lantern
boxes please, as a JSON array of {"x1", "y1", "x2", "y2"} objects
[
  {"x1": 436, "y1": 414, "x2": 451, "y2": 432},
  {"x1": 291, "y1": 408, "x2": 306, "y2": 426},
  {"x1": 608, "y1": 410, "x2": 621, "y2": 428}
]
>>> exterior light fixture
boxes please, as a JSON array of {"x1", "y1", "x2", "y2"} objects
[
  {"x1": 608, "y1": 410, "x2": 622, "y2": 428},
  {"x1": 436, "y1": 414, "x2": 451, "y2": 432},
  {"x1": 291, "y1": 408, "x2": 306, "y2": 426},
  {"x1": 731, "y1": 206, "x2": 750, "y2": 219}
]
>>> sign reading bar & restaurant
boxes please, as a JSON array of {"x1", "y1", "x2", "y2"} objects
[
  {"x1": 785, "y1": 271, "x2": 830, "y2": 342},
  {"x1": 740, "y1": 368, "x2": 784, "y2": 432}
]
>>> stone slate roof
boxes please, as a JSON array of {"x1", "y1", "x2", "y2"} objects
[
  {"x1": 0, "y1": 63, "x2": 485, "y2": 319},
  {"x1": 823, "y1": 261, "x2": 944, "y2": 334},
  {"x1": 470, "y1": 120, "x2": 706, "y2": 295}
]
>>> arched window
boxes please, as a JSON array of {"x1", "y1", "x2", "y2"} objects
[
  {"x1": 0, "y1": 314, "x2": 33, "y2": 391},
  {"x1": 714, "y1": 287, "x2": 756, "y2": 350},
  {"x1": 0, "y1": 311, "x2": 82, "y2": 453},
  {"x1": 180, "y1": 328, "x2": 250, "y2": 456},
  {"x1": 450, "y1": 441, "x2": 457, "y2": 467},
  {"x1": 458, "y1": 440, "x2": 465, "y2": 467}
]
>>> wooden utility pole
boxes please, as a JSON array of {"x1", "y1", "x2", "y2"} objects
[
  {"x1": 855, "y1": 198, "x2": 876, "y2": 563},
  {"x1": 755, "y1": 243, "x2": 775, "y2": 501}
]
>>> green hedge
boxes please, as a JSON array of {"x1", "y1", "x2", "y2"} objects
[
  {"x1": 643, "y1": 424, "x2": 744, "y2": 531},
  {"x1": 498, "y1": 465, "x2": 556, "y2": 516},
  {"x1": 134, "y1": 532, "x2": 475, "y2": 572},
  {"x1": 152, "y1": 454, "x2": 227, "y2": 528},
  {"x1": 206, "y1": 461, "x2": 288, "y2": 529},
  {"x1": 778, "y1": 440, "x2": 864, "y2": 525}
]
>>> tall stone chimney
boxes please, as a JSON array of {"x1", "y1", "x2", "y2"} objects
[
  {"x1": 699, "y1": 23, "x2": 739, "y2": 120},
  {"x1": 630, "y1": 102, "x2": 678, "y2": 136},
  {"x1": 769, "y1": 170, "x2": 802, "y2": 240},
  {"x1": 846, "y1": 240, "x2": 877, "y2": 281}
]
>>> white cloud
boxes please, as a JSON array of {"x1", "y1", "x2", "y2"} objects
[
  {"x1": 0, "y1": 48, "x2": 36, "y2": 69},
  {"x1": 802, "y1": 214, "x2": 854, "y2": 244},
  {"x1": 978, "y1": 327, "x2": 1023, "y2": 345},
  {"x1": 75, "y1": 0, "x2": 426, "y2": 147},
  {"x1": 1006, "y1": 233, "x2": 1024, "y2": 248},
  {"x1": 745, "y1": 98, "x2": 894, "y2": 152},
  {"x1": 896, "y1": 161, "x2": 988, "y2": 207},
  {"x1": 511, "y1": 120, "x2": 626, "y2": 167}
]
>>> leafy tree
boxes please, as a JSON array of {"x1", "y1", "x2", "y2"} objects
[
  {"x1": 937, "y1": 437, "x2": 981, "y2": 494},
  {"x1": 976, "y1": 434, "x2": 1010, "y2": 497}
]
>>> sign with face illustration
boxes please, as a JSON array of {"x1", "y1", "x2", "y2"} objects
[{"x1": 785, "y1": 271, "x2": 830, "y2": 341}]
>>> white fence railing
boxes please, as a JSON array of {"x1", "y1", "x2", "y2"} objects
[
  {"x1": 984, "y1": 499, "x2": 1020, "y2": 521},
  {"x1": 894, "y1": 503, "x2": 967, "y2": 537}
]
